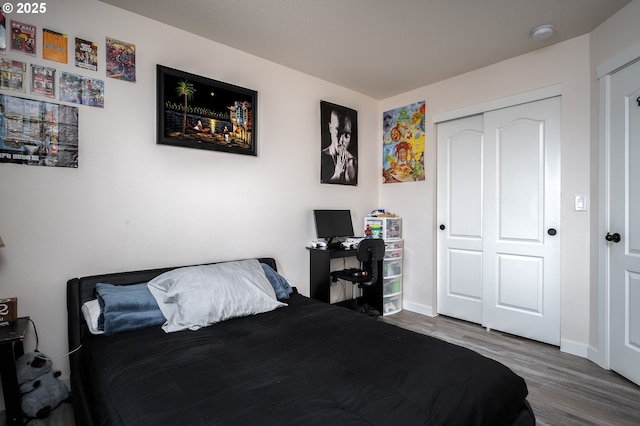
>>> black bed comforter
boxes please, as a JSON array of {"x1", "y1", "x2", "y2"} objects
[{"x1": 83, "y1": 293, "x2": 529, "y2": 426}]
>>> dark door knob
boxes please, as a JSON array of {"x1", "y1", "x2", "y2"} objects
[
  {"x1": 439, "y1": 224, "x2": 446, "y2": 230},
  {"x1": 547, "y1": 228, "x2": 557, "y2": 236},
  {"x1": 605, "y1": 232, "x2": 621, "y2": 243}
]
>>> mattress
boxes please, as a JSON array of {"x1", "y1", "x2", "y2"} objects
[{"x1": 81, "y1": 292, "x2": 531, "y2": 425}]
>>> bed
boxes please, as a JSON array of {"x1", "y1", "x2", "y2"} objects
[{"x1": 67, "y1": 257, "x2": 535, "y2": 426}]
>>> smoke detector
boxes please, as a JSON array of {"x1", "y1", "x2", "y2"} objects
[{"x1": 530, "y1": 24, "x2": 555, "y2": 41}]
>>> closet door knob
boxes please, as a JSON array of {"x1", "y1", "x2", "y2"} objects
[
  {"x1": 605, "y1": 232, "x2": 621, "y2": 243},
  {"x1": 547, "y1": 228, "x2": 557, "y2": 236},
  {"x1": 439, "y1": 224, "x2": 446, "y2": 230}
]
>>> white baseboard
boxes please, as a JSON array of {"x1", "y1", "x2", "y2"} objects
[
  {"x1": 560, "y1": 338, "x2": 589, "y2": 358},
  {"x1": 587, "y1": 346, "x2": 608, "y2": 370},
  {"x1": 402, "y1": 300, "x2": 435, "y2": 317},
  {"x1": 400, "y1": 304, "x2": 592, "y2": 363}
]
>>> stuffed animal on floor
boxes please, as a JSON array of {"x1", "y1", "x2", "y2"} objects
[{"x1": 16, "y1": 351, "x2": 70, "y2": 419}]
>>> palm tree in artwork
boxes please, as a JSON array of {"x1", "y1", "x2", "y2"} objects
[{"x1": 176, "y1": 80, "x2": 195, "y2": 138}]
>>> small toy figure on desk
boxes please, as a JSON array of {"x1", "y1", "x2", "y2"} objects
[{"x1": 364, "y1": 224, "x2": 372, "y2": 239}]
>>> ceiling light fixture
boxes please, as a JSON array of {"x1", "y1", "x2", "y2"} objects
[{"x1": 530, "y1": 24, "x2": 555, "y2": 41}]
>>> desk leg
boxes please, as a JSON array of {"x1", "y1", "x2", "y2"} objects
[
  {"x1": 0, "y1": 342, "x2": 23, "y2": 426},
  {"x1": 309, "y1": 250, "x2": 331, "y2": 303}
]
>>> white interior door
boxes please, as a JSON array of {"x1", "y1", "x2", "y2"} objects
[
  {"x1": 608, "y1": 58, "x2": 640, "y2": 385},
  {"x1": 482, "y1": 97, "x2": 561, "y2": 346},
  {"x1": 437, "y1": 115, "x2": 484, "y2": 323}
]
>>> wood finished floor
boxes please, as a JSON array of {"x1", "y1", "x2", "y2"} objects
[
  {"x1": 381, "y1": 310, "x2": 640, "y2": 426},
  {"x1": 3, "y1": 312, "x2": 639, "y2": 425},
  {"x1": 0, "y1": 401, "x2": 74, "y2": 426}
]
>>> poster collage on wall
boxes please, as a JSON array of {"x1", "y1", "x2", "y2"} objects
[{"x1": 0, "y1": 13, "x2": 136, "y2": 168}]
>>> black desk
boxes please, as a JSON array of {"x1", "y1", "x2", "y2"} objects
[
  {"x1": 307, "y1": 247, "x2": 383, "y2": 313},
  {"x1": 0, "y1": 317, "x2": 29, "y2": 426}
]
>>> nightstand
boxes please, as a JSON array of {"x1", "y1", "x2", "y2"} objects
[{"x1": 0, "y1": 317, "x2": 29, "y2": 426}]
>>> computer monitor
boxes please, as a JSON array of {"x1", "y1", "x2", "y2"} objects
[{"x1": 313, "y1": 209, "x2": 355, "y2": 247}]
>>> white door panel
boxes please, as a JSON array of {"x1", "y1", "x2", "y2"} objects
[
  {"x1": 437, "y1": 115, "x2": 484, "y2": 324},
  {"x1": 496, "y1": 119, "x2": 544, "y2": 241},
  {"x1": 449, "y1": 130, "x2": 483, "y2": 238},
  {"x1": 609, "y1": 58, "x2": 640, "y2": 385},
  {"x1": 496, "y1": 254, "x2": 543, "y2": 314},
  {"x1": 483, "y1": 97, "x2": 561, "y2": 345}
]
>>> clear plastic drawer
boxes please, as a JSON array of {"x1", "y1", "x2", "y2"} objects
[
  {"x1": 384, "y1": 247, "x2": 403, "y2": 259},
  {"x1": 385, "y1": 240, "x2": 403, "y2": 250},
  {"x1": 383, "y1": 218, "x2": 402, "y2": 240},
  {"x1": 383, "y1": 258, "x2": 402, "y2": 277},
  {"x1": 383, "y1": 277, "x2": 402, "y2": 296},
  {"x1": 383, "y1": 294, "x2": 402, "y2": 315}
]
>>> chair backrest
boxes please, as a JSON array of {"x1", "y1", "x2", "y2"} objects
[{"x1": 356, "y1": 238, "x2": 386, "y2": 285}]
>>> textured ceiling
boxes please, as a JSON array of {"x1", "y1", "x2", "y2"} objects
[{"x1": 99, "y1": 0, "x2": 632, "y2": 99}]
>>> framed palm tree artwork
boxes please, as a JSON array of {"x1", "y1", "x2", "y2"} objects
[{"x1": 156, "y1": 65, "x2": 257, "y2": 156}]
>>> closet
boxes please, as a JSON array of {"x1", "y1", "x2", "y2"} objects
[{"x1": 436, "y1": 96, "x2": 561, "y2": 345}]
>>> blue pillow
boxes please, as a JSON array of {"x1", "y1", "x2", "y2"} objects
[
  {"x1": 261, "y1": 264, "x2": 293, "y2": 300},
  {"x1": 96, "y1": 283, "x2": 166, "y2": 335}
]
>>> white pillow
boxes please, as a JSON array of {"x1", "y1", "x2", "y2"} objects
[
  {"x1": 81, "y1": 299, "x2": 104, "y2": 335},
  {"x1": 147, "y1": 259, "x2": 286, "y2": 333}
]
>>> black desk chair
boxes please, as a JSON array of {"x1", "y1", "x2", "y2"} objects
[{"x1": 330, "y1": 238, "x2": 385, "y2": 316}]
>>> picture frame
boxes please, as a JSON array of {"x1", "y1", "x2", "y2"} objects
[
  {"x1": 156, "y1": 65, "x2": 257, "y2": 156},
  {"x1": 320, "y1": 100, "x2": 358, "y2": 185},
  {"x1": 31, "y1": 64, "x2": 56, "y2": 98}
]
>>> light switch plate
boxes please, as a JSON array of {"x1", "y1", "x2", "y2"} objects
[{"x1": 575, "y1": 195, "x2": 587, "y2": 212}]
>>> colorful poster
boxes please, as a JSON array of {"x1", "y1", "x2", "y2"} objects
[
  {"x1": 382, "y1": 101, "x2": 426, "y2": 183},
  {"x1": 106, "y1": 37, "x2": 136, "y2": 82},
  {"x1": 0, "y1": 14, "x2": 6, "y2": 55},
  {"x1": 0, "y1": 58, "x2": 27, "y2": 93},
  {"x1": 31, "y1": 64, "x2": 56, "y2": 98},
  {"x1": 43, "y1": 29, "x2": 68, "y2": 64},
  {"x1": 75, "y1": 37, "x2": 97, "y2": 71},
  {"x1": 81, "y1": 77, "x2": 104, "y2": 107},
  {"x1": 0, "y1": 94, "x2": 79, "y2": 168},
  {"x1": 10, "y1": 20, "x2": 36, "y2": 56},
  {"x1": 59, "y1": 71, "x2": 104, "y2": 108}
]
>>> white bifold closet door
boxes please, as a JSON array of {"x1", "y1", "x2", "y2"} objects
[{"x1": 437, "y1": 96, "x2": 561, "y2": 346}]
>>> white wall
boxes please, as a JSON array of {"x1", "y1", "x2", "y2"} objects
[
  {"x1": 379, "y1": 35, "x2": 593, "y2": 356},
  {"x1": 0, "y1": 0, "x2": 379, "y2": 385}
]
